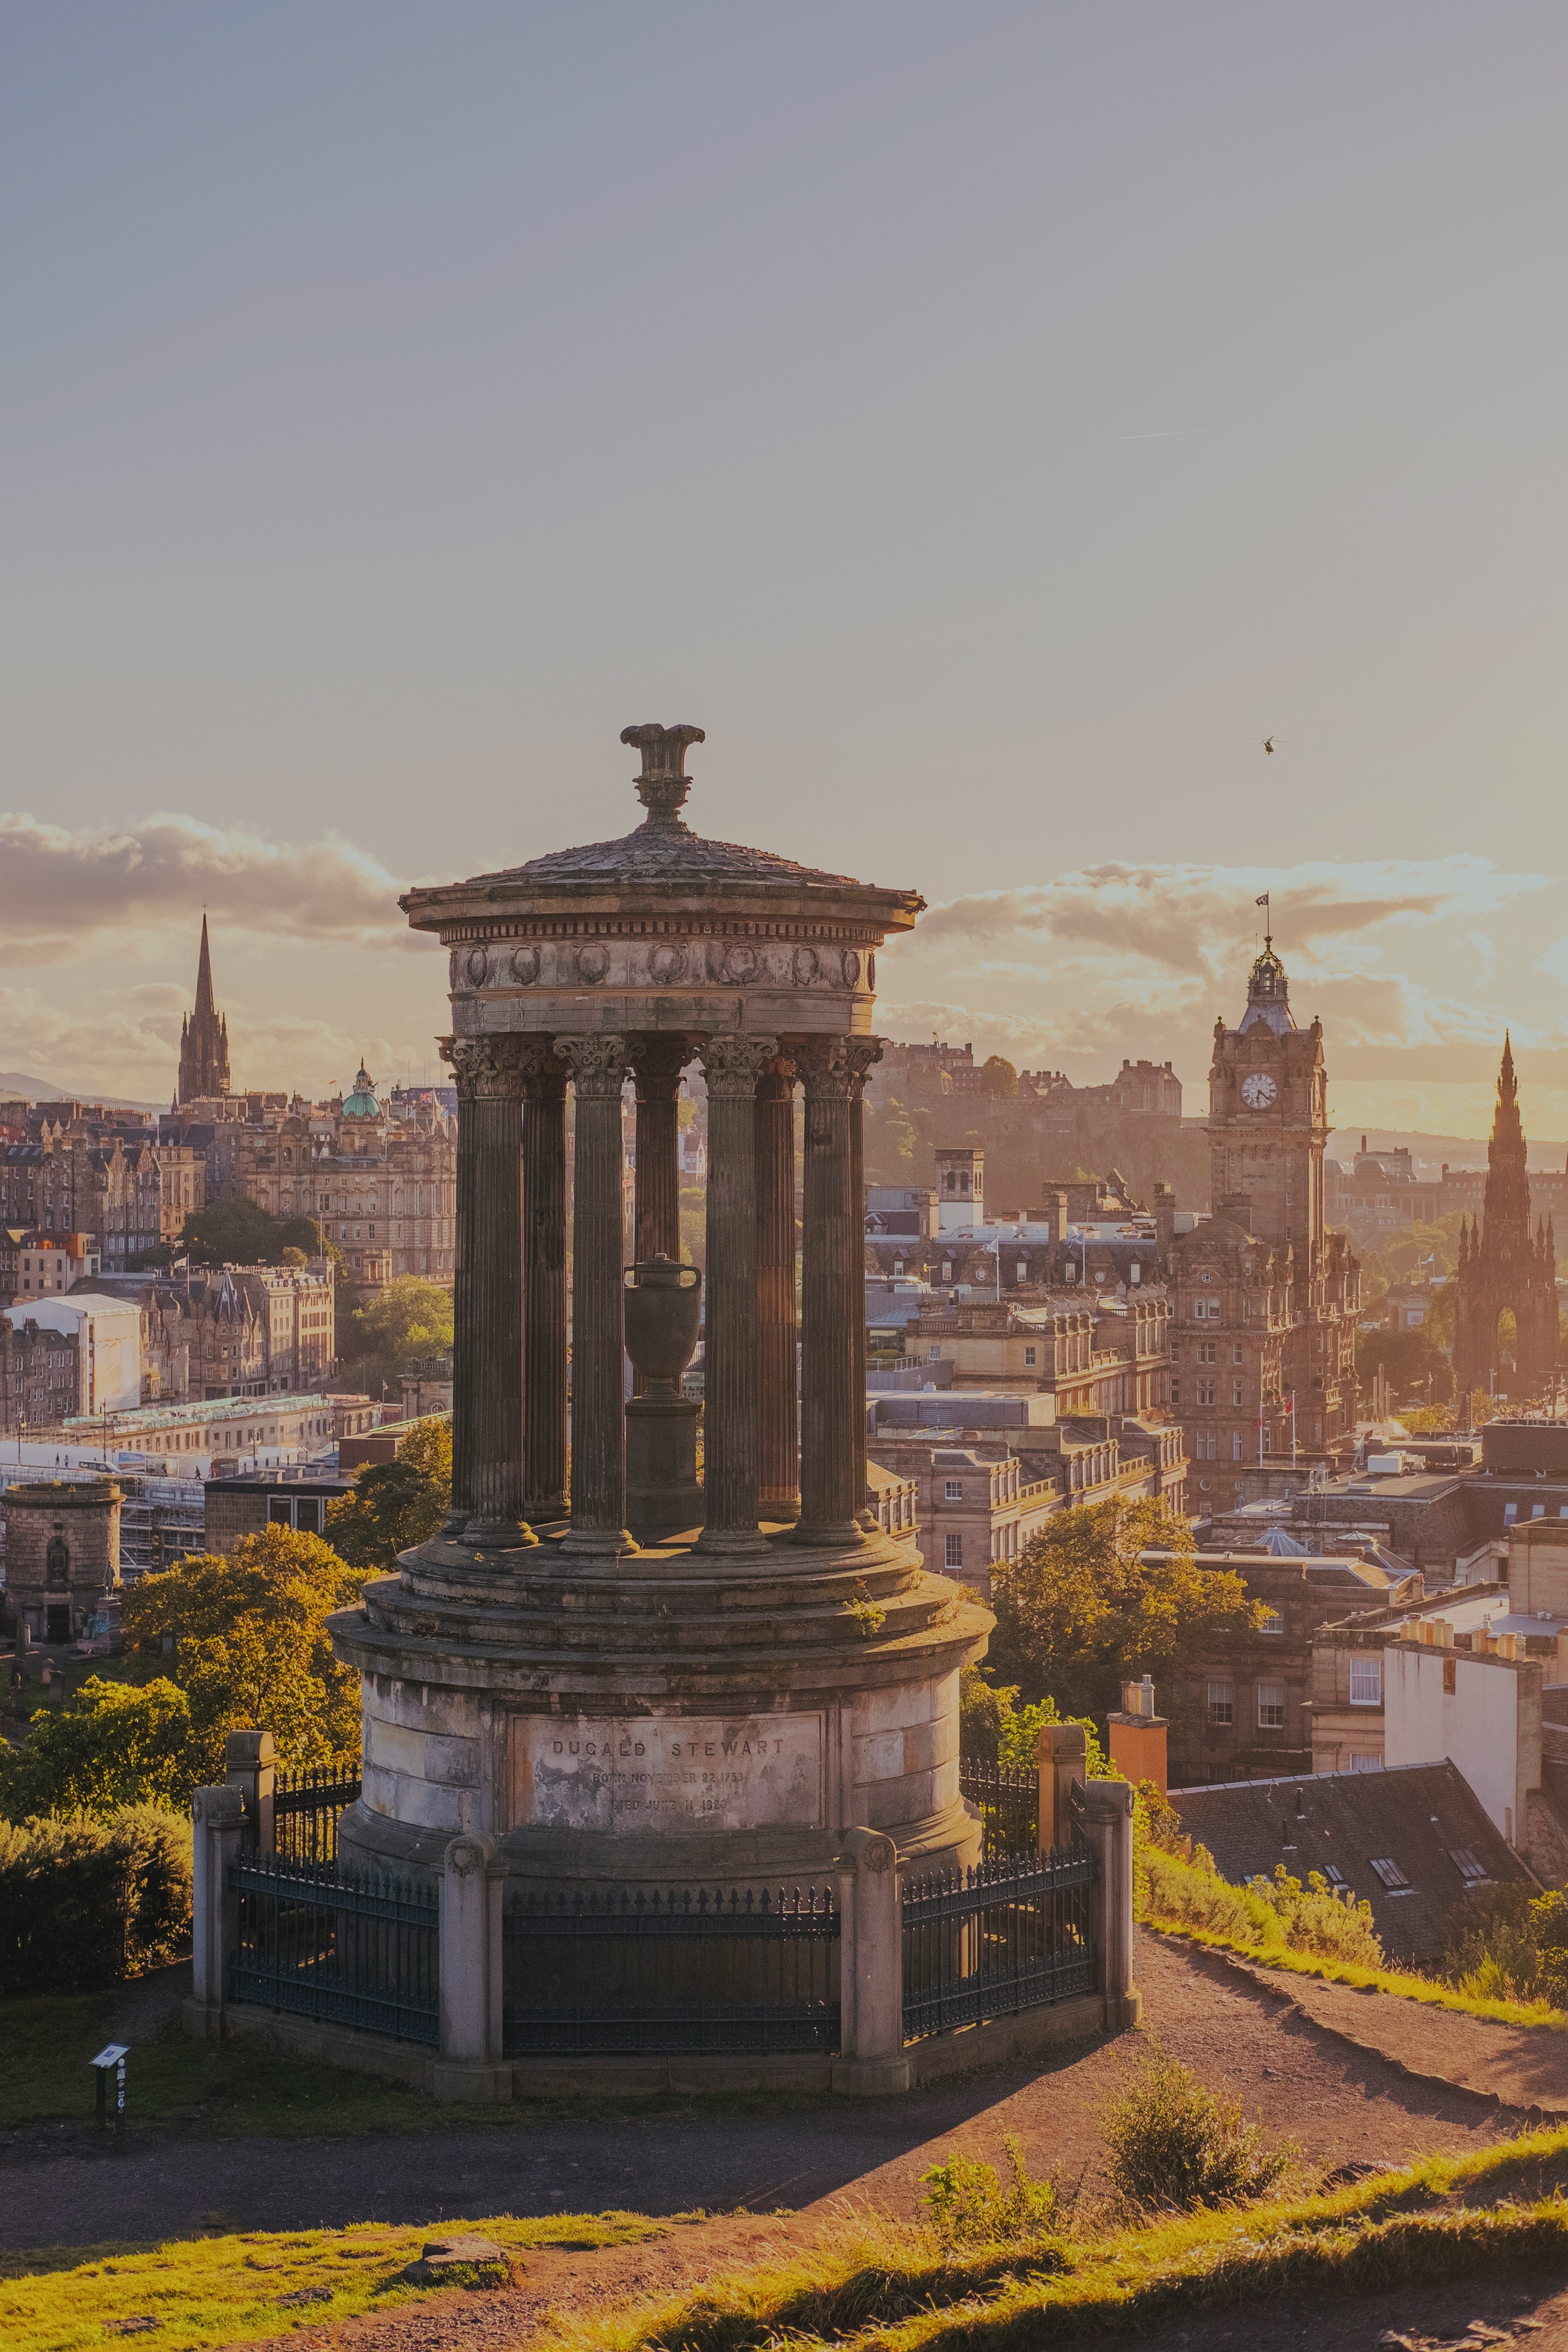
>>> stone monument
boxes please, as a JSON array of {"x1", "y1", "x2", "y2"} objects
[
  {"x1": 330, "y1": 724, "x2": 992, "y2": 1908},
  {"x1": 5, "y1": 1480, "x2": 122, "y2": 1643}
]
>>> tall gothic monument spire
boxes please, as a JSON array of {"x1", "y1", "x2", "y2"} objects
[
  {"x1": 177, "y1": 913, "x2": 233, "y2": 1103},
  {"x1": 1454, "y1": 1034, "x2": 1557, "y2": 1403}
]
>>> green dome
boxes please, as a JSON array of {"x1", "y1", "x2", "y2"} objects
[{"x1": 343, "y1": 1063, "x2": 382, "y2": 1117}]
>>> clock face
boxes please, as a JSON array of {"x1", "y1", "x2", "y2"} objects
[{"x1": 1241, "y1": 1071, "x2": 1278, "y2": 1109}]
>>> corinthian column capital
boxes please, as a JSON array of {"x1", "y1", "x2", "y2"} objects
[
  {"x1": 557, "y1": 1033, "x2": 631, "y2": 1098},
  {"x1": 439, "y1": 1035, "x2": 532, "y2": 1100},
  {"x1": 699, "y1": 1034, "x2": 779, "y2": 1099},
  {"x1": 795, "y1": 1037, "x2": 855, "y2": 1101},
  {"x1": 515, "y1": 1038, "x2": 568, "y2": 1099},
  {"x1": 843, "y1": 1036, "x2": 884, "y2": 1094}
]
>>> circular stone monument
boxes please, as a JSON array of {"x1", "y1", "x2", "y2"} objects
[{"x1": 330, "y1": 725, "x2": 991, "y2": 1897}]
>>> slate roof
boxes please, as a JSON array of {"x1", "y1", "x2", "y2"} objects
[
  {"x1": 1170, "y1": 1761, "x2": 1531, "y2": 1964},
  {"x1": 469, "y1": 806, "x2": 863, "y2": 889}
]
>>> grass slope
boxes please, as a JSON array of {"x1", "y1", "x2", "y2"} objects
[
  {"x1": 539, "y1": 2126, "x2": 1568, "y2": 2352},
  {"x1": 1143, "y1": 1915, "x2": 1566, "y2": 2028},
  {"x1": 0, "y1": 2214, "x2": 661, "y2": 2352}
]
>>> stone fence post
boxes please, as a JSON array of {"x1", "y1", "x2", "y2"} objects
[
  {"x1": 1035, "y1": 1720, "x2": 1086, "y2": 1852},
  {"x1": 224, "y1": 1727, "x2": 276, "y2": 1854},
  {"x1": 1074, "y1": 1777, "x2": 1141, "y2": 2032},
  {"x1": 834, "y1": 1826, "x2": 911, "y2": 2094},
  {"x1": 435, "y1": 1832, "x2": 510, "y2": 2103},
  {"x1": 185, "y1": 1784, "x2": 245, "y2": 2039}
]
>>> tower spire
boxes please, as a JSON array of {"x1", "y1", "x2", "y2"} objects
[{"x1": 177, "y1": 913, "x2": 233, "y2": 1103}]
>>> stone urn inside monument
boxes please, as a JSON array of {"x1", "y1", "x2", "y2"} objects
[{"x1": 624, "y1": 1256, "x2": 703, "y2": 1538}]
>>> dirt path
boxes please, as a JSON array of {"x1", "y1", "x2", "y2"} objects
[
  {"x1": 3, "y1": 1939, "x2": 1529, "y2": 2334},
  {"x1": 1148, "y1": 1930, "x2": 1568, "y2": 2117}
]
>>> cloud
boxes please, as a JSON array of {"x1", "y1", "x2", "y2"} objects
[
  {"x1": 0, "y1": 811, "x2": 420, "y2": 965},
  {"x1": 915, "y1": 856, "x2": 1550, "y2": 977}
]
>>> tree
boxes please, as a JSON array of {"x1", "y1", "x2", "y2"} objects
[
  {"x1": 327, "y1": 1416, "x2": 453, "y2": 1572},
  {"x1": 1354, "y1": 1326, "x2": 1453, "y2": 1407},
  {"x1": 121, "y1": 1526, "x2": 367, "y2": 1771},
  {"x1": 348, "y1": 1276, "x2": 454, "y2": 1366},
  {"x1": 987, "y1": 1499, "x2": 1264, "y2": 1725},
  {"x1": 0, "y1": 1678, "x2": 198, "y2": 1823},
  {"x1": 181, "y1": 1195, "x2": 288, "y2": 1266},
  {"x1": 981, "y1": 1055, "x2": 1019, "y2": 1099}
]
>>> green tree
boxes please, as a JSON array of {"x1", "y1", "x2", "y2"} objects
[
  {"x1": 1355, "y1": 1325, "x2": 1454, "y2": 1407},
  {"x1": 338, "y1": 1275, "x2": 454, "y2": 1395},
  {"x1": 981, "y1": 1055, "x2": 1019, "y2": 1098},
  {"x1": 958, "y1": 1664, "x2": 1110, "y2": 1775},
  {"x1": 121, "y1": 1526, "x2": 367, "y2": 1771},
  {"x1": 987, "y1": 1499, "x2": 1264, "y2": 1725},
  {"x1": 0, "y1": 1678, "x2": 198, "y2": 1824},
  {"x1": 181, "y1": 1195, "x2": 287, "y2": 1265},
  {"x1": 327, "y1": 1416, "x2": 453, "y2": 1572}
]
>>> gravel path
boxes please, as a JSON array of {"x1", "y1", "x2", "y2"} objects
[{"x1": 2, "y1": 1941, "x2": 1523, "y2": 2261}]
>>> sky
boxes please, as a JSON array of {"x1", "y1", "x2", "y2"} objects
[{"x1": 3, "y1": 5, "x2": 1566, "y2": 1139}]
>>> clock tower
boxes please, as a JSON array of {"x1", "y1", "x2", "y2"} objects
[{"x1": 1207, "y1": 937, "x2": 1329, "y2": 1269}]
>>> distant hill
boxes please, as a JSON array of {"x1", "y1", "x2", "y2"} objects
[
  {"x1": 0, "y1": 1071, "x2": 165, "y2": 1115},
  {"x1": 1329, "y1": 1127, "x2": 1567, "y2": 1176}
]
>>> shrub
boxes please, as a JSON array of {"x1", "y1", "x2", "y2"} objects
[
  {"x1": 0, "y1": 1677, "x2": 197, "y2": 1825},
  {"x1": 921, "y1": 2137, "x2": 1066, "y2": 2249},
  {"x1": 0, "y1": 1806, "x2": 192, "y2": 1994},
  {"x1": 1099, "y1": 2042, "x2": 1292, "y2": 2211},
  {"x1": 1137, "y1": 1836, "x2": 1382, "y2": 1969}
]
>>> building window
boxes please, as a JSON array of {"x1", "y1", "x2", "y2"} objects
[
  {"x1": 892, "y1": 1260, "x2": 904, "y2": 1276},
  {"x1": 1207, "y1": 1681, "x2": 1234, "y2": 1727},
  {"x1": 1197, "y1": 1379, "x2": 1217, "y2": 1405},
  {"x1": 1449, "y1": 1847, "x2": 1488, "y2": 1883},
  {"x1": 1234, "y1": 1346, "x2": 1244, "y2": 1364},
  {"x1": 1169, "y1": 1379, "x2": 1180, "y2": 1405},
  {"x1": 1024, "y1": 1347, "x2": 1036, "y2": 1365},
  {"x1": 1197, "y1": 1342, "x2": 1215, "y2": 1364},
  {"x1": 1195, "y1": 1429, "x2": 1216, "y2": 1459},
  {"x1": 1368, "y1": 1856, "x2": 1411, "y2": 1890},
  {"x1": 1232, "y1": 1433, "x2": 1244, "y2": 1460},
  {"x1": 1232, "y1": 1380, "x2": 1244, "y2": 1407},
  {"x1": 943, "y1": 1479, "x2": 963, "y2": 1502},
  {"x1": 943, "y1": 1533, "x2": 963, "y2": 1569},
  {"x1": 1259, "y1": 1607, "x2": 1284, "y2": 1635},
  {"x1": 1256, "y1": 1682, "x2": 1284, "y2": 1729},
  {"x1": 940, "y1": 1262, "x2": 953, "y2": 1282},
  {"x1": 1349, "y1": 1658, "x2": 1382, "y2": 1707}
]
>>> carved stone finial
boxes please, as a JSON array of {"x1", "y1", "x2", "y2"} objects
[{"x1": 621, "y1": 723, "x2": 705, "y2": 824}]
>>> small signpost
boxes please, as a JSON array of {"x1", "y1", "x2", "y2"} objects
[{"x1": 91, "y1": 2044, "x2": 129, "y2": 2141}]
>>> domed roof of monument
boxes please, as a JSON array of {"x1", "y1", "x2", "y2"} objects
[
  {"x1": 467, "y1": 724, "x2": 864, "y2": 891},
  {"x1": 342, "y1": 1065, "x2": 382, "y2": 1117}
]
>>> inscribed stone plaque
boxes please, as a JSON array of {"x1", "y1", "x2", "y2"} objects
[{"x1": 510, "y1": 1713, "x2": 825, "y2": 1833}]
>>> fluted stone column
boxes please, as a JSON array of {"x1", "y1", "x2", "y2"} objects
[
  {"x1": 558, "y1": 1035, "x2": 637, "y2": 1558},
  {"x1": 520, "y1": 1040, "x2": 568, "y2": 1519},
  {"x1": 794, "y1": 1038, "x2": 863, "y2": 1547},
  {"x1": 440, "y1": 1035, "x2": 537, "y2": 1551},
  {"x1": 849, "y1": 1039, "x2": 882, "y2": 1529},
  {"x1": 756, "y1": 1056, "x2": 800, "y2": 1523},
  {"x1": 696, "y1": 1035, "x2": 776, "y2": 1554}
]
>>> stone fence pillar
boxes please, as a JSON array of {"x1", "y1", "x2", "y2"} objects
[
  {"x1": 834, "y1": 1827, "x2": 911, "y2": 2094},
  {"x1": 1035, "y1": 1720, "x2": 1087, "y2": 1853},
  {"x1": 224, "y1": 1727, "x2": 275, "y2": 1854},
  {"x1": 1074, "y1": 1777, "x2": 1141, "y2": 2032},
  {"x1": 435, "y1": 1832, "x2": 509, "y2": 2103},
  {"x1": 185, "y1": 1784, "x2": 245, "y2": 2038}
]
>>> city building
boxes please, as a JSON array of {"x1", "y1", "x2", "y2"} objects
[
  {"x1": 83, "y1": 1262, "x2": 335, "y2": 1400},
  {"x1": 1165, "y1": 934, "x2": 1359, "y2": 1513},
  {"x1": 1323, "y1": 1141, "x2": 1443, "y2": 1241},
  {"x1": 47, "y1": 1390, "x2": 375, "y2": 1477},
  {"x1": 0, "y1": 1229, "x2": 99, "y2": 1303},
  {"x1": 0, "y1": 1131, "x2": 201, "y2": 1268},
  {"x1": 908, "y1": 1290, "x2": 1172, "y2": 1418},
  {"x1": 177, "y1": 914, "x2": 233, "y2": 1104},
  {"x1": 1162, "y1": 1542, "x2": 1420, "y2": 1786},
  {"x1": 1453, "y1": 1038, "x2": 1558, "y2": 1402},
  {"x1": 229, "y1": 1066, "x2": 455, "y2": 1286},
  {"x1": 0, "y1": 1317, "x2": 82, "y2": 1436},
  {"x1": 204, "y1": 1469, "x2": 359, "y2": 1553},
  {"x1": 2, "y1": 1293, "x2": 142, "y2": 1418}
]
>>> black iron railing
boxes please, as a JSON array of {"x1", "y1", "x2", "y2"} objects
[
  {"x1": 502, "y1": 1883, "x2": 839, "y2": 2057},
  {"x1": 958, "y1": 1759, "x2": 1039, "y2": 1858},
  {"x1": 230, "y1": 1853, "x2": 439, "y2": 2045},
  {"x1": 272, "y1": 1765, "x2": 361, "y2": 1864},
  {"x1": 902, "y1": 1841, "x2": 1096, "y2": 2042}
]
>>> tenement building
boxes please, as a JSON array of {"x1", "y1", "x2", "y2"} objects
[
  {"x1": 1453, "y1": 1038, "x2": 1558, "y2": 1403},
  {"x1": 0, "y1": 1131, "x2": 199, "y2": 1270},
  {"x1": 84, "y1": 1263, "x2": 335, "y2": 1401},
  {"x1": 1166, "y1": 934, "x2": 1358, "y2": 1515},
  {"x1": 229, "y1": 1067, "x2": 455, "y2": 1286}
]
